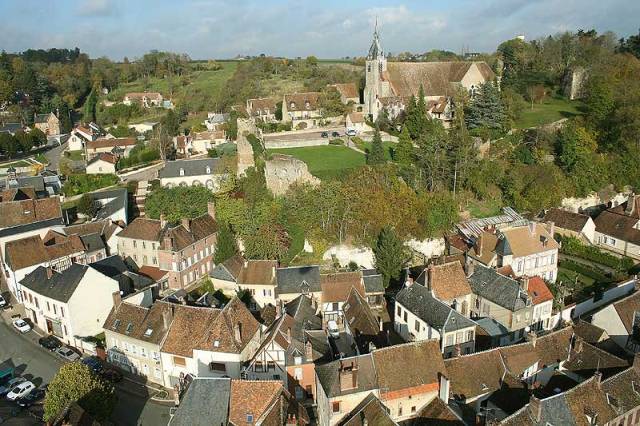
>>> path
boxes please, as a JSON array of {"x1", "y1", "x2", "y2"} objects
[{"x1": 558, "y1": 253, "x2": 617, "y2": 274}]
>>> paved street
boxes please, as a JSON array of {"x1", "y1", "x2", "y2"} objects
[
  {"x1": 43, "y1": 140, "x2": 68, "y2": 172},
  {"x1": 0, "y1": 320, "x2": 171, "y2": 425}
]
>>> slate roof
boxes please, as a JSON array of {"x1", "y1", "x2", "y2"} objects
[
  {"x1": 210, "y1": 254, "x2": 244, "y2": 282},
  {"x1": 0, "y1": 122, "x2": 22, "y2": 134},
  {"x1": 468, "y1": 264, "x2": 531, "y2": 311},
  {"x1": 104, "y1": 300, "x2": 173, "y2": 345},
  {"x1": 362, "y1": 269, "x2": 385, "y2": 294},
  {"x1": 542, "y1": 208, "x2": 591, "y2": 233},
  {"x1": 63, "y1": 219, "x2": 121, "y2": 243},
  {"x1": 276, "y1": 265, "x2": 321, "y2": 295},
  {"x1": 158, "y1": 158, "x2": 223, "y2": 179},
  {"x1": 337, "y1": 393, "x2": 396, "y2": 426},
  {"x1": 343, "y1": 288, "x2": 381, "y2": 339},
  {"x1": 476, "y1": 317, "x2": 510, "y2": 337},
  {"x1": 417, "y1": 261, "x2": 472, "y2": 301},
  {"x1": 396, "y1": 283, "x2": 476, "y2": 333},
  {"x1": 80, "y1": 233, "x2": 105, "y2": 252},
  {"x1": 20, "y1": 264, "x2": 89, "y2": 303},
  {"x1": 169, "y1": 378, "x2": 230, "y2": 426}
]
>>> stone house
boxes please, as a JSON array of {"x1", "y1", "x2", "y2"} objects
[
  {"x1": 191, "y1": 130, "x2": 226, "y2": 153},
  {"x1": 281, "y1": 92, "x2": 322, "y2": 129},
  {"x1": 20, "y1": 264, "x2": 120, "y2": 349},
  {"x1": 593, "y1": 194, "x2": 640, "y2": 259},
  {"x1": 209, "y1": 254, "x2": 244, "y2": 294},
  {"x1": 158, "y1": 158, "x2": 227, "y2": 190},
  {"x1": 86, "y1": 153, "x2": 118, "y2": 174},
  {"x1": 103, "y1": 298, "x2": 173, "y2": 386},
  {"x1": 327, "y1": 83, "x2": 360, "y2": 105},
  {"x1": 363, "y1": 26, "x2": 494, "y2": 124},
  {"x1": 395, "y1": 282, "x2": 476, "y2": 358},
  {"x1": 415, "y1": 260, "x2": 474, "y2": 317},
  {"x1": 468, "y1": 222, "x2": 559, "y2": 282},
  {"x1": 342, "y1": 287, "x2": 387, "y2": 354},
  {"x1": 234, "y1": 260, "x2": 278, "y2": 310},
  {"x1": 85, "y1": 137, "x2": 136, "y2": 160},
  {"x1": 246, "y1": 98, "x2": 279, "y2": 122},
  {"x1": 160, "y1": 297, "x2": 262, "y2": 387},
  {"x1": 345, "y1": 112, "x2": 370, "y2": 134},
  {"x1": 541, "y1": 208, "x2": 595, "y2": 243},
  {"x1": 34, "y1": 112, "x2": 61, "y2": 136},
  {"x1": 123, "y1": 92, "x2": 163, "y2": 108},
  {"x1": 592, "y1": 290, "x2": 640, "y2": 354}
]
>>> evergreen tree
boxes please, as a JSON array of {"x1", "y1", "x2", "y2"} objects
[
  {"x1": 404, "y1": 86, "x2": 429, "y2": 139},
  {"x1": 214, "y1": 222, "x2": 238, "y2": 264},
  {"x1": 394, "y1": 126, "x2": 413, "y2": 166},
  {"x1": 83, "y1": 88, "x2": 97, "y2": 123},
  {"x1": 373, "y1": 226, "x2": 408, "y2": 288},
  {"x1": 77, "y1": 194, "x2": 98, "y2": 217},
  {"x1": 465, "y1": 82, "x2": 506, "y2": 130},
  {"x1": 367, "y1": 126, "x2": 385, "y2": 165}
]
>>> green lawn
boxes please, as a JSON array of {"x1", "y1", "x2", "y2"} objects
[
  {"x1": 467, "y1": 198, "x2": 504, "y2": 218},
  {"x1": 269, "y1": 145, "x2": 365, "y2": 180},
  {"x1": 0, "y1": 160, "x2": 31, "y2": 168},
  {"x1": 514, "y1": 96, "x2": 583, "y2": 129},
  {"x1": 66, "y1": 150, "x2": 84, "y2": 161}
]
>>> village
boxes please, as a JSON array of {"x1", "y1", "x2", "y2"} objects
[{"x1": 0, "y1": 6, "x2": 640, "y2": 426}]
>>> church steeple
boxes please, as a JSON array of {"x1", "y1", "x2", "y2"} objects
[{"x1": 367, "y1": 18, "x2": 383, "y2": 60}]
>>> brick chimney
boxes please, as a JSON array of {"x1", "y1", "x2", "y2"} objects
[
  {"x1": 520, "y1": 276, "x2": 530, "y2": 292},
  {"x1": 162, "y1": 307, "x2": 173, "y2": 330},
  {"x1": 207, "y1": 202, "x2": 216, "y2": 220},
  {"x1": 305, "y1": 339, "x2": 313, "y2": 360},
  {"x1": 234, "y1": 322, "x2": 242, "y2": 342},
  {"x1": 547, "y1": 221, "x2": 555, "y2": 237},
  {"x1": 526, "y1": 330, "x2": 537, "y2": 348},
  {"x1": 476, "y1": 235, "x2": 483, "y2": 257},
  {"x1": 528, "y1": 396, "x2": 542, "y2": 422},
  {"x1": 181, "y1": 218, "x2": 190, "y2": 232},
  {"x1": 163, "y1": 233, "x2": 174, "y2": 251},
  {"x1": 427, "y1": 265, "x2": 434, "y2": 292},
  {"x1": 160, "y1": 213, "x2": 167, "y2": 228},
  {"x1": 339, "y1": 359, "x2": 358, "y2": 392},
  {"x1": 112, "y1": 291, "x2": 122, "y2": 308},
  {"x1": 593, "y1": 370, "x2": 603, "y2": 388},
  {"x1": 46, "y1": 266, "x2": 53, "y2": 279}
]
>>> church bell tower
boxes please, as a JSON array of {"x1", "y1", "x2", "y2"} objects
[{"x1": 364, "y1": 20, "x2": 386, "y2": 121}]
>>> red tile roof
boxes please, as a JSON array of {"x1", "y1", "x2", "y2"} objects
[{"x1": 527, "y1": 276, "x2": 554, "y2": 305}]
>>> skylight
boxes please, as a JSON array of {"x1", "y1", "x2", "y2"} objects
[
  {"x1": 214, "y1": 340, "x2": 220, "y2": 347},
  {"x1": 125, "y1": 323, "x2": 133, "y2": 334},
  {"x1": 112, "y1": 319, "x2": 120, "y2": 330},
  {"x1": 144, "y1": 328, "x2": 153, "y2": 337}
]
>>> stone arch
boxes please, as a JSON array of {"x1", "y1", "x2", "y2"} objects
[
  {"x1": 205, "y1": 179, "x2": 214, "y2": 189},
  {"x1": 192, "y1": 180, "x2": 203, "y2": 187},
  {"x1": 179, "y1": 182, "x2": 187, "y2": 187}
]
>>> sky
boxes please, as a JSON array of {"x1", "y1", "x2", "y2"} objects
[{"x1": 0, "y1": 0, "x2": 638, "y2": 60}]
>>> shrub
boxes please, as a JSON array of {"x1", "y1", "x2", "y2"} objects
[
  {"x1": 558, "y1": 235, "x2": 634, "y2": 272},
  {"x1": 62, "y1": 174, "x2": 119, "y2": 196},
  {"x1": 329, "y1": 138, "x2": 344, "y2": 145}
]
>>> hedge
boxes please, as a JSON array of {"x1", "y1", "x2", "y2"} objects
[
  {"x1": 62, "y1": 174, "x2": 119, "y2": 196},
  {"x1": 558, "y1": 235, "x2": 635, "y2": 272}
]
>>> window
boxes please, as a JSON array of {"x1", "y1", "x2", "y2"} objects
[
  {"x1": 332, "y1": 401, "x2": 340, "y2": 414},
  {"x1": 398, "y1": 405, "x2": 403, "y2": 416},
  {"x1": 456, "y1": 331, "x2": 464, "y2": 344},
  {"x1": 53, "y1": 305, "x2": 57, "y2": 315},
  {"x1": 446, "y1": 334, "x2": 454, "y2": 346},
  {"x1": 141, "y1": 347, "x2": 146, "y2": 357},
  {"x1": 152, "y1": 257, "x2": 157, "y2": 265},
  {"x1": 34, "y1": 298, "x2": 39, "y2": 309},
  {"x1": 144, "y1": 328, "x2": 153, "y2": 337},
  {"x1": 415, "y1": 320, "x2": 420, "y2": 332},
  {"x1": 466, "y1": 330, "x2": 474, "y2": 342},
  {"x1": 246, "y1": 414, "x2": 254, "y2": 424},
  {"x1": 294, "y1": 368, "x2": 303, "y2": 380},
  {"x1": 47, "y1": 301, "x2": 50, "y2": 312},
  {"x1": 179, "y1": 168, "x2": 185, "y2": 176},
  {"x1": 206, "y1": 166, "x2": 211, "y2": 174},
  {"x1": 133, "y1": 241, "x2": 137, "y2": 248},
  {"x1": 397, "y1": 305, "x2": 401, "y2": 317},
  {"x1": 403, "y1": 312, "x2": 408, "y2": 322},
  {"x1": 294, "y1": 356, "x2": 302, "y2": 365},
  {"x1": 60, "y1": 306, "x2": 64, "y2": 317},
  {"x1": 209, "y1": 362, "x2": 226, "y2": 372},
  {"x1": 411, "y1": 406, "x2": 416, "y2": 413},
  {"x1": 173, "y1": 356, "x2": 186, "y2": 367},
  {"x1": 142, "y1": 241, "x2": 146, "y2": 249}
]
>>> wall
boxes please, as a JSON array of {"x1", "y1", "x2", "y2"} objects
[
  {"x1": 159, "y1": 174, "x2": 226, "y2": 191},
  {"x1": 86, "y1": 160, "x2": 116, "y2": 175},
  {"x1": 594, "y1": 231, "x2": 640, "y2": 260},
  {"x1": 118, "y1": 237, "x2": 159, "y2": 268},
  {"x1": 264, "y1": 138, "x2": 328, "y2": 149},
  {"x1": 592, "y1": 304, "x2": 629, "y2": 350},
  {"x1": 406, "y1": 238, "x2": 446, "y2": 260},
  {"x1": 104, "y1": 331, "x2": 164, "y2": 385},
  {"x1": 322, "y1": 245, "x2": 375, "y2": 269},
  {"x1": 68, "y1": 267, "x2": 120, "y2": 337},
  {"x1": 265, "y1": 154, "x2": 320, "y2": 196}
]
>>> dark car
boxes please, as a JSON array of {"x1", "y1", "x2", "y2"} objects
[
  {"x1": 38, "y1": 335, "x2": 62, "y2": 352},
  {"x1": 331, "y1": 131, "x2": 340, "y2": 138},
  {"x1": 101, "y1": 369, "x2": 123, "y2": 383},
  {"x1": 82, "y1": 356, "x2": 103, "y2": 374},
  {"x1": 16, "y1": 388, "x2": 45, "y2": 408},
  {"x1": 320, "y1": 131, "x2": 329, "y2": 138}
]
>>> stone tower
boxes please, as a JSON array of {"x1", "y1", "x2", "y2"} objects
[
  {"x1": 364, "y1": 20, "x2": 387, "y2": 121},
  {"x1": 236, "y1": 118, "x2": 256, "y2": 177}
]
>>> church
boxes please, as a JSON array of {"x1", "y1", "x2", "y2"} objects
[{"x1": 364, "y1": 25, "x2": 496, "y2": 126}]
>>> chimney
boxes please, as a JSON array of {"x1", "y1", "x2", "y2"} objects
[
  {"x1": 438, "y1": 374, "x2": 450, "y2": 402},
  {"x1": 593, "y1": 371, "x2": 603, "y2": 388},
  {"x1": 112, "y1": 291, "x2": 122, "y2": 308},
  {"x1": 547, "y1": 221, "x2": 555, "y2": 237},
  {"x1": 476, "y1": 235, "x2": 483, "y2": 257},
  {"x1": 287, "y1": 327, "x2": 292, "y2": 342},
  {"x1": 339, "y1": 360, "x2": 358, "y2": 391},
  {"x1": 465, "y1": 259, "x2": 475, "y2": 278},
  {"x1": 234, "y1": 323, "x2": 242, "y2": 342},
  {"x1": 520, "y1": 276, "x2": 530, "y2": 292},
  {"x1": 378, "y1": 315, "x2": 383, "y2": 332},
  {"x1": 526, "y1": 330, "x2": 537, "y2": 348},
  {"x1": 163, "y1": 234, "x2": 174, "y2": 251},
  {"x1": 633, "y1": 353, "x2": 640, "y2": 373},
  {"x1": 162, "y1": 307, "x2": 173, "y2": 330},
  {"x1": 181, "y1": 218, "x2": 190, "y2": 232},
  {"x1": 529, "y1": 221, "x2": 537, "y2": 235},
  {"x1": 305, "y1": 339, "x2": 313, "y2": 360},
  {"x1": 160, "y1": 214, "x2": 167, "y2": 228},
  {"x1": 46, "y1": 266, "x2": 53, "y2": 279},
  {"x1": 528, "y1": 396, "x2": 542, "y2": 422},
  {"x1": 207, "y1": 202, "x2": 216, "y2": 220},
  {"x1": 427, "y1": 266, "x2": 434, "y2": 291}
]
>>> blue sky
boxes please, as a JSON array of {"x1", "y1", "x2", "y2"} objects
[{"x1": 1, "y1": 0, "x2": 638, "y2": 60}]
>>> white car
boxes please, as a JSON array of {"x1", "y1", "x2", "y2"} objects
[
  {"x1": 0, "y1": 295, "x2": 6, "y2": 308},
  {"x1": 0, "y1": 377, "x2": 25, "y2": 396},
  {"x1": 6, "y1": 381, "x2": 35, "y2": 401},
  {"x1": 346, "y1": 128, "x2": 357, "y2": 137},
  {"x1": 12, "y1": 319, "x2": 31, "y2": 333},
  {"x1": 56, "y1": 346, "x2": 80, "y2": 362}
]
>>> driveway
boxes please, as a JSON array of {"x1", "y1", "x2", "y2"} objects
[
  {"x1": 0, "y1": 321, "x2": 171, "y2": 425},
  {"x1": 43, "y1": 140, "x2": 68, "y2": 172}
]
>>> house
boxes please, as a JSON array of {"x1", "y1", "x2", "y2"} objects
[
  {"x1": 85, "y1": 137, "x2": 136, "y2": 160},
  {"x1": 395, "y1": 282, "x2": 476, "y2": 358},
  {"x1": 592, "y1": 290, "x2": 640, "y2": 354},
  {"x1": 92, "y1": 188, "x2": 129, "y2": 225},
  {"x1": 468, "y1": 265, "x2": 553, "y2": 346},
  {"x1": 328, "y1": 83, "x2": 360, "y2": 105},
  {"x1": 541, "y1": 208, "x2": 595, "y2": 243},
  {"x1": 68, "y1": 123, "x2": 102, "y2": 151},
  {"x1": 244, "y1": 295, "x2": 328, "y2": 402},
  {"x1": 158, "y1": 158, "x2": 227, "y2": 190},
  {"x1": 86, "y1": 153, "x2": 118, "y2": 174},
  {"x1": 345, "y1": 112, "x2": 370, "y2": 134},
  {"x1": 342, "y1": 287, "x2": 387, "y2": 354},
  {"x1": 415, "y1": 260, "x2": 474, "y2": 317},
  {"x1": 117, "y1": 203, "x2": 217, "y2": 290},
  {"x1": 2, "y1": 171, "x2": 63, "y2": 198},
  {"x1": 467, "y1": 223, "x2": 559, "y2": 282},
  {"x1": 276, "y1": 265, "x2": 323, "y2": 304},
  {"x1": 593, "y1": 194, "x2": 640, "y2": 259},
  {"x1": 246, "y1": 98, "x2": 279, "y2": 122},
  {"x1": 235, "y1": 260, "x2": 278, "y2": 310},
  {"x1": 123, "y1": 92, "x2": 163, "y2": 108},
  {"x1": 191, "y1": 130, "x2": 226, "y2": 153},
  {"x1": 281, "y1": 92, "x2": 322, "y2": 129},
  {"x1": 103, "y1": 298, "x2": 173, "y2": 386},
  {"x1": 409, "y1": 396, "x2": 464, "y2": 425},
  {"x1": 362, "y1": 269, "x2": 385, "y2": 308},
  {"x1": 168, "y1": 377, "x2": 308, "y2": 425},
  {"x1": 63, "y1": 219, "x2": 122, "y2": 256},
  {"x1": 336, "y1": 393, "x2": 397, "y2": 426},
  {"x1": 203, "y1": 112, "x2": 230, "y2": 131},
  {"x1": 160, "y1": 297, "x2": 262, "y2": 387},
  {"x1": 128, "y1": 122, "x2": 158, "y2": 134},
  {"x1": 34, "y1": 112, "x2": 61, "y2": 135},
  {"x1": 209, "y1": 254, "x2": 245, "y2": 294},
  {"x1": 363, "y1": 26, "x2": 495, "y2": 124},
  {"x1": 20, "y1": 264, "x2": 120, "y2": 348},
  {"x1": 315, "y1": 340, "x2": 446, "y2": 426},
  {"x1": 320, "y1": 271, "x2": 366, "y2": 329},
  {"x1": 0, "y1": 122, "x2": 24, "y2": 135},
  {"x1": 91, "y1": 255, "x2": 155, "y2": 296}
]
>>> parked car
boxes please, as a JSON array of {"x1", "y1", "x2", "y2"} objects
[
  {"x1": 56, "y1": 346, "x2": 80, "y2": 362},
  {"x1": 16, "y1": 387, "x2": 45, "y2": 407},
  {"x1": 6, "y1": 381, "x2": 35, "y2": 401},
  {"x1": 12, "y1": 319, "x2": 31, "y2": 333},
  {"x1": 320, "y1": 131, "x2": 329, "y2": 138},
  {"x1": 38, "y1": 335, "x2": 62, "y2": 352},
  {"x1": 0, "y1": 377, "x2": 25, "y2": 396},
  {"x1": 101, "y1": 369, "x2": 123, "y2": 383},
  {"x1": 346, "y1": 128, "x2": 357, "y2": 137},
  {"x1": 0, "y1": 295, "x2": 6, "y2": 308},
  {"x1": 82, "y1": 356, "x2": 103, "y2": 374},
  {"x1": 331, "y1": 131, "x2": 340, "y2": 138}
]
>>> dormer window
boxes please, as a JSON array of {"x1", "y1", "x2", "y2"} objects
[
  {"x1": 290, "y1": 102, "x2": 295, "y2": 109},
  {"x1": 125, "y1": 323, "x2": 133, "y2": 334},
  {"x1": 305, "y1": 101, "x2": 310, "y2": 109},
  {"x1": 179, "y1": 168, "x2": 185, "y2": 176},
  {"x1": 144, "y1": 328, "x2": 153, "y2": 337},
  {"x1": 206, "y1": 166, "x2": 211, "y2": 174},
  {"x1": 112, "y1": 319, "x2": 121, "y2": 330},
  {"x1": 246, "y1": 414, "x2": 254, "y2": 424}
]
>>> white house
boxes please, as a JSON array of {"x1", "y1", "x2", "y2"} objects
[
  {"x1": 20, "y1": 264, "x2": 120, "y2": 349},
  {"x1": 593, "y1": 194, "x2": 640, "y2": 259},
  {"x1": 86, "y1": 153, "x2": 118, "y2": 174},
  {"x1": 592, "y1": 290, "x2": 640, "y2": 354},
  {"x1": 67, "y1": 123, "x2": 102, "y2": 151},
  {"x1": 541, "y1": 208, "x2": 596, "y2": 243},
  {"x1": 345, "y1": 112, "x2": 370, "y2": 134},
  {"x1": 158, "y1": 158, "x2": 227, "y2": 190},
  {"x1": 128, "y1": 122, "x2": 158, "y2": 134}
]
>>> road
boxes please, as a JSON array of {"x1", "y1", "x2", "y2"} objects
[
  {"x1": 0, "y1": 321, "x2": 171, "y2": 425},
  {"x1": 43, "y1": 140, "x2": 68, "y2": 172}
]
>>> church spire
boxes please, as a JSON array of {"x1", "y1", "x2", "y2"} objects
[{"x1": 367, "y1": 18, "x2": 383, "y2": 60}]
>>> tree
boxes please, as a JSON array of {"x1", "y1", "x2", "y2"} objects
[
  {"x1": 14, "y1": 130, "x2": 33, "y2": 153},
  {"x1": 83, "y1": 88, "x2": 98, "y2": 123},
  {"x1": 214, "y1": 222, "x2": 238, "y2": 264},
  {"x1": 43, "y1": 362, "x2": 116, "y2": 422},
  {"x1": 618, "y1": 28, "x2": 640, "y2": 58},
  {"x1": 29, "y1": 127, "x2": 47, "y2": 147},
  {"x1": 584, "y1": 75, "x2": 614, "y2": 130},
  {"x1": 394, "y1": 126, "x2": 413, "y2": 166},
  {"x1": 367, "y1": 126, "x2": 385, "y2": 165},
  {"x1": 465, "y1": 82, "x2": 506, "y2": 130},
  {"x1": 404, "y1": 87, "x2": 429, "y2": 139},
  {"x1": 77, "y1": 194, "x2": 98, "y2": 217},
  {"x1": 373, "y1": 226, "x2": 408, "y2": 288},
  {"x1": 244, "y1": 222, "x2": 290, "y2": 260}
]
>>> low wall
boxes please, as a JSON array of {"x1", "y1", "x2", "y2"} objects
[{"x1": 265, "y1": 139, "x2": 329, "y2": 149}]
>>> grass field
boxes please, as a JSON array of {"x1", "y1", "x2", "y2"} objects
[
  {"x1": 515, "y1": 95, "x2": 584, "y2": 129},
  {"x1": 466, "y1": 198, "x2": 504, "y2": 218},
  {"x1": 269, "y1": 145, "x2": 365, "y2": 180},
  {"x1": 66, "y1": 150, "x2": 84, "y2": 161}
]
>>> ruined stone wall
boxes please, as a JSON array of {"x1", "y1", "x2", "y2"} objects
[
  {"x1": 236, "y1": 118, "x2": 257, "y2": 177},
  {"x1": 264, "y1": 154, "x2": 320, "y2": 196}
]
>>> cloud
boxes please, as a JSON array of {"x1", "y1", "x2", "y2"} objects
[{"x1": 77, "y1": 0, "x2": 117, "y2": 17}]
